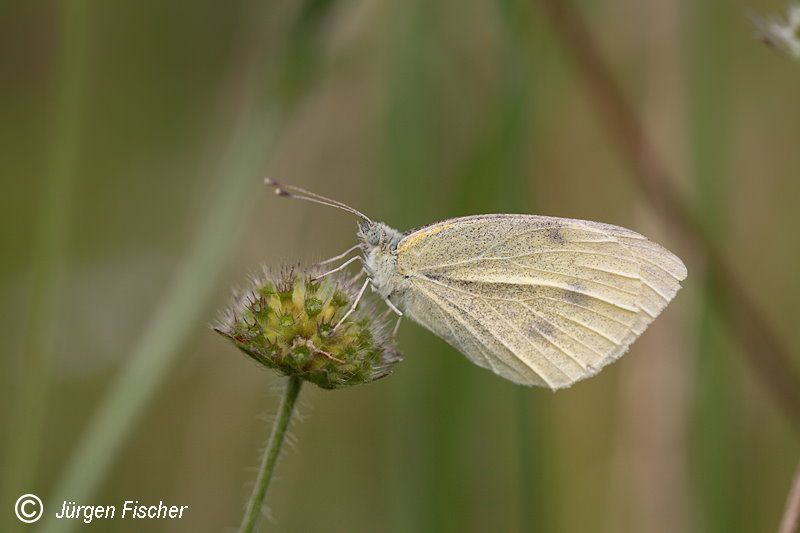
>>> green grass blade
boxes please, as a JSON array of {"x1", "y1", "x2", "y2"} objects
[
  {"x1": 686, "y1": 1, "x2": 739, "y2": 531},
  {"x1": 1, "y1": 3, "x2": 88, "y2": 526}
]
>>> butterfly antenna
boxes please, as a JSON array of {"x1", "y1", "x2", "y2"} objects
[
  {"x1": 268, "y1": 179, "x2": 359, "y2": 212},
  {"x1": 265, "y1": 178, "x2": 373, "y2": 223}
]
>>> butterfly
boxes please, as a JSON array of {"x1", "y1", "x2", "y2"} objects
[{"x1": 266, "y1": 179, "x2": 687, "y2": 389}]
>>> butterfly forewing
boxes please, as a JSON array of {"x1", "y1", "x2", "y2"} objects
[{"x1": 396, "y1": 215, "x2": 687, "y2": 389}]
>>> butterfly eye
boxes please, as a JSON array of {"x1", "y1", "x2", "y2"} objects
[{"x1": 367, "y1": 227, "x2": 382, "y2": 246}]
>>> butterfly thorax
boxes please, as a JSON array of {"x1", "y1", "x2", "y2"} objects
[{"x1": 358, "y1": 221, "x2": 409, "y2": 302}]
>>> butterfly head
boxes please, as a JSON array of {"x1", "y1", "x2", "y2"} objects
[{"x1": 358, "y1": 221, "x2": 403, "y2": 252}]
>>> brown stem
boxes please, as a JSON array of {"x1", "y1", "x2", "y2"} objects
[
  {"x1": 780, "y1": 461, "x2": 800, "y2": 533},
  {"x1": 533, "y1": 0, "x2": 800, "y2": 428}
]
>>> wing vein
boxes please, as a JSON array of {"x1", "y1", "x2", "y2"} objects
[
  {"x1": 412, "y1": 281, "x2": 533, "y2": 384},
  {"x1": 416, "y1": 274, "x2": 639, "y2": 313},
  {"x1": 489, "y1": 301, "x2": 589, "y2": 372},
  {"x1": 477, "y1": 226, "x2": 622, "y2": 258},
  {"x1": 620, "y1": 244, "x2": 686, "y2": 281},
  {"x1": 531, "y1": 295, "x2": 635, "y2": 327},
  {"x1": 537, "y1": 306, "x2": 623, "y2": 345},
  {"x1": 579, "y1": 264, "x2": 640, "y2": 279},
  {"x1": 506, "y1": 262, "x2": 641, "y2": 296},
  {"x1": 414, "y1": 279, "x2": 565, "y2": 386},
  {"x1": 519, "y1": 302, "x2": 605, "y2": 360},
  {"x1": 415, "y1": 248, "x2": 638, "y2": 273}
]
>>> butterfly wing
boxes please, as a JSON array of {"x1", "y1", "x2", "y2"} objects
[{"x1": 395, "y1": 214, "x2": 687, "y2": 389}]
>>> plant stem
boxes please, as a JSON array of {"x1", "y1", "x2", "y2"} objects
[{"x1": 239, "y1": 377, "x2": 303, "y2": 533}]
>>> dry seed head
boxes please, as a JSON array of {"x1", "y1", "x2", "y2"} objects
[{"x1": 214, "y1": 265, "x2": 401, "y2": 389}]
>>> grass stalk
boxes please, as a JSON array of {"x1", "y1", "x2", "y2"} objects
[
  {"x1": 40, "y1": 7, "x2": 295, "y2": 533},
  {"x1": 1, "y1": 2, "x2": 87, "y2": 524},
  {"x1": 685, "y1": 2, "x2": 740, "y2": 530},
  {"x1": 239, "y1": 377, "x2": 303, "y2": 533}
]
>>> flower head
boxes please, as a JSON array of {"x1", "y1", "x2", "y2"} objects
[
  {"x1": 752, "y1": 3, "x2": 800, "y2": 59},
  {"x1": 214, "y1": 266, "x2": 401, "y2": 389}
]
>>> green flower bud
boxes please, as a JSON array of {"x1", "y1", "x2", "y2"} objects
[{"x1": 214, "y1": 266, "x2": 401, "y2": 389}]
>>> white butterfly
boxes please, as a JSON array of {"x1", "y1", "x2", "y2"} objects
[{"x1": 267, "y1": 179, "x2": 687, "y2": 390}]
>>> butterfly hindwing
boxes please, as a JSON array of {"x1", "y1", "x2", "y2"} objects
[{"x1": 396, "y1": 215, "x2": 687, "y2": 389}]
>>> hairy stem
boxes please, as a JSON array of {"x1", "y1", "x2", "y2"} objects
[
  {"x1": 239, "y1": 377, "x2": 303, "y2": 533},
  {"x1": 533, "y1": 0, "x2": 800, "y2": 429}
]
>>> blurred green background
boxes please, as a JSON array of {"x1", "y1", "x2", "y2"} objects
[{"x1": 2, "y1": 1, "x2": 799, "y2": 532}]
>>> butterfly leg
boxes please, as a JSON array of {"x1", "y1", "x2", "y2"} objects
[
  {"x1": 370, "y1": 285, "x2": 404, "y2": 317},
  {"x1": 316, "y1": 244, "x2": 362, "y2": 266},
  {"x1": 312, "y1": 255, "x2": 363, "y2": 282},
  {"x1": 333, "y1": 278, "x2": 371, "y2": 331},
  {"x1": 391, "y1": 316, "x2": 402, "y2": 338},
  {"x1": 381, "y1": 294, "x2": 404, "y2": 317},
  {"x1": 369, "y1": 286, "x2": 403, "y2": 338}
]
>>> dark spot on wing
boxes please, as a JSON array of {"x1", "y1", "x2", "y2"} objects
[
  {"x1": 546, "y1": 227, "x2": 565, "y2": 244},
  {"x1": 529, "y1": 317, "x2": 555, "y2": 337},
  {"x1": 525, "y1": 322, "x2": 544, "y2": 341},
  {"x1": 564, "y1": 282, "x2": 589, "y2": 305}
]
